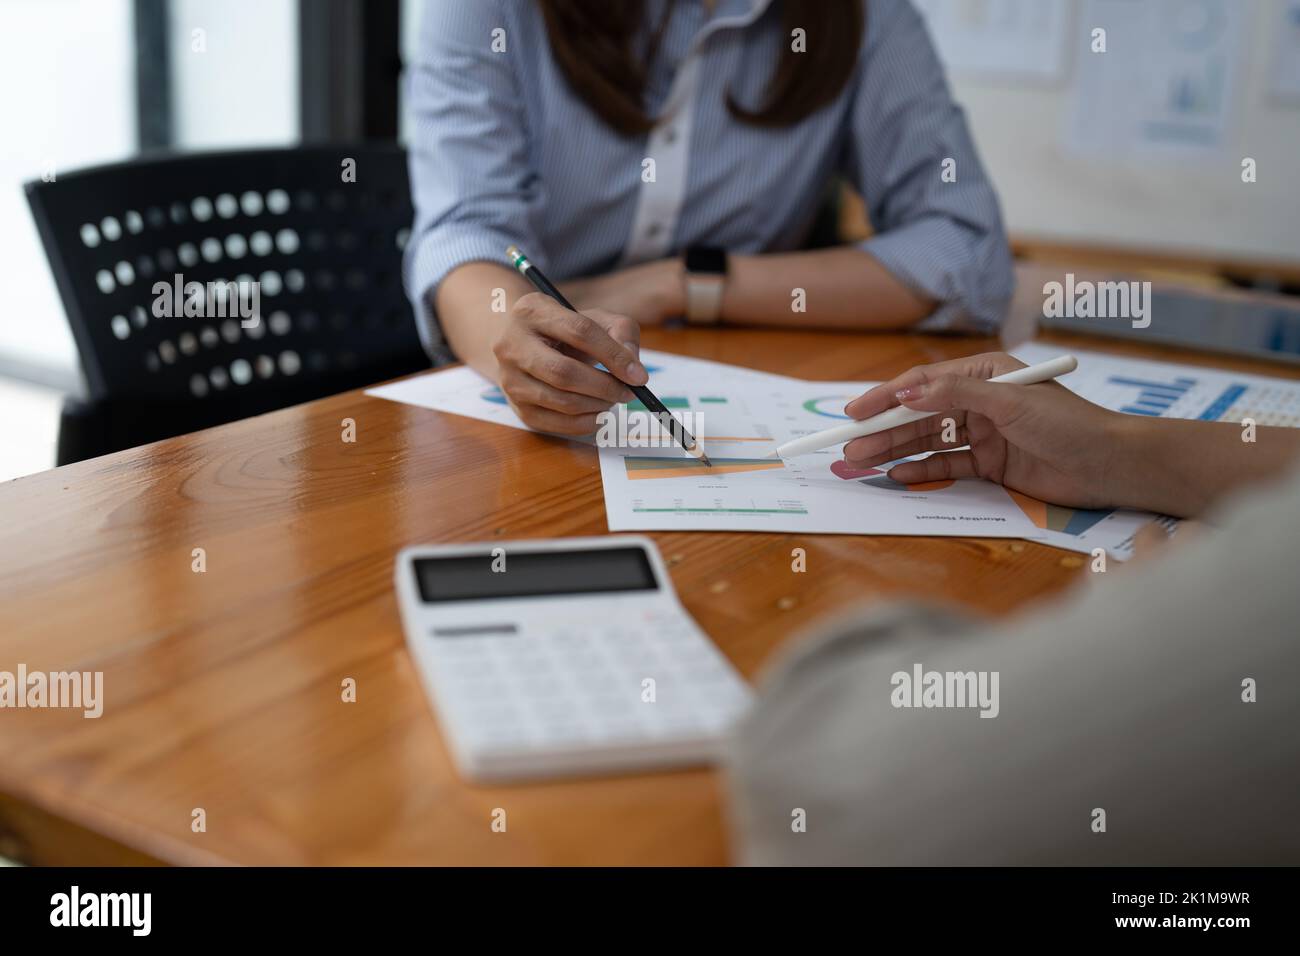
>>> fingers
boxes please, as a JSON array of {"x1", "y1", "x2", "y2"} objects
[
  {"x1": 843, "y1": 352, "x2": 1026, "y2": 421},
  {"x1": 843, "y1": 368, "x2": 933, "y2": 422},
  {"x1": 887, "y1": 449, "x2": 980, "y2": 484},
  {"x1": 844, "y1": 428, "x2": 969, "y2": 469},
  {"x1": 495, "y1": 319, "x2": 635, "y2": 405},
  {"x1": 894, "y1": 373, "x2": 1028, "y2": 430},
  {"x1": 500, "y1": 366, "x2": 628, "y2": 416},
  {"x1": 508, "y1": 400, "x2": 605, "y2": 437},
  {"x1": 516, "y1": 293, "x2": 647, "y2": 386},
  {"x1": 843, "y1": 412, "x2": 967, "y2": 464},
  {"x1": 1127, "y1": 521, "x2": 1173, "y2": 565},
  {"x1": 495, "y1": 297, "x2": 645, "y2": 436},
  {"x1": 585, "y1": 308, "x2": 641, "y2": 357},
  {"x1": 514, "y1": 343, "x2": 635, "y2": 406}
]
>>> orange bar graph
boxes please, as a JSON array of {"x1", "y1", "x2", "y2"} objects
[{"x1": 623, "y1": 456, "x2": 785, "y2": 480}]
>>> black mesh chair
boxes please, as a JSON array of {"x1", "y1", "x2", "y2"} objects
[{"x1": 25, "y1": 144, "x2": 430, "y2": 464}]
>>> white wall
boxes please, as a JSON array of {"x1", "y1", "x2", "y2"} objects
[{"x1": 943, "y1": 0, "x2": 1300, "y2": 265}]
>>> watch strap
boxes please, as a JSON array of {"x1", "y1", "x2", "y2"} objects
[{"x1": 684, "y1": 275, "x2": 725, "y2": 325}]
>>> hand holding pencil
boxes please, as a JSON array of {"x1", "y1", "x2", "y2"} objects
[
  {"x1": 488, "y1": 260, "x2": 647, "y2": 437},
  {"x1": 504, "y1": 246, "x2": 710, "y2": 463}
]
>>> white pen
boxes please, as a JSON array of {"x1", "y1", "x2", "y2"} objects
[{"x1": 772, "y1": 355, "x2": 1079, "y2": 459}]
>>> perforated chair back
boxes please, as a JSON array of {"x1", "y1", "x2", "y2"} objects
[{"x1": 25, "y1": 145, "x2": 428, "y2": 427}]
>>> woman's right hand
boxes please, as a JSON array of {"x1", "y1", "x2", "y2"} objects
[
  {"x1": 492, "y1": 292, "x2": 648, "y2": 435},
  {"x1": 841, "y1": 352, "x2": 1131, "y2": 510}
]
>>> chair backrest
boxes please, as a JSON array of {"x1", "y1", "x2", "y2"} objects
[{"x1": 25, "y1": 145, "x2": 428, "y2": 411}]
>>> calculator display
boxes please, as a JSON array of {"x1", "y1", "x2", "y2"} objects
[{"x1": 414, "y1": 547, "x2": 658, "y2": 603}]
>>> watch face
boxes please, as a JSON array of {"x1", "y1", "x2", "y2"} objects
[{"x1": 685, "y1": 246, "x2": 727, "y2": 275}]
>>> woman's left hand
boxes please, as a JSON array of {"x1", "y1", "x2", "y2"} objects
[{"x1": 559, "y1": 259, "x2": 684, "y2": 325}]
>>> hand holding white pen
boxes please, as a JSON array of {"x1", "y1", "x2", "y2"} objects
[
  {"x1": 774, "y1": 352, "x2": 1136, "y2": 512},
  {"x1": 775, "y1": 355, "x2": 1079, "y2": 458}
]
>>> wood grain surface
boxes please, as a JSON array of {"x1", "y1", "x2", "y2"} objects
[{"x1": 2, "y1": 264, "x2": 1297, "y2": 865}]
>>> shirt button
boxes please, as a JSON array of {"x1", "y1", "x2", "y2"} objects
[
  {"x1": 663, "y1": 127, "x2": 678, "y2": 145},
  {"x1": 647, "y1": 223, "x2": 663, "y2": 238}
]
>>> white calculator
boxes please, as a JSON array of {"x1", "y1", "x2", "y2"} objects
[{"x1": 394, "y1": 536, "x2": 752, "y2": 783}]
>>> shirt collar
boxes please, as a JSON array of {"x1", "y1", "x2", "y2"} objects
[{"x1": 699, "y1": 0, "x2": 775, "y2": 34}]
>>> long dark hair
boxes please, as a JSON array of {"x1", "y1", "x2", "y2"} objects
[{"x1": 537, "y1": 0, "x2": 864, "y2": 135}]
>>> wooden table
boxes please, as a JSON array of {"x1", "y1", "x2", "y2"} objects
[{"x1": 3, "y1": 268, "x2": 1297, "y2": 865}]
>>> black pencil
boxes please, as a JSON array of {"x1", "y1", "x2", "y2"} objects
[{"x1": 505, "y1": 245, "x2": 711, "y2": 466}]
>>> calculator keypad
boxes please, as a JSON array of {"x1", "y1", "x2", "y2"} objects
[{"x1": 427, "y1": 610, "x2": 751, "y2": 760}]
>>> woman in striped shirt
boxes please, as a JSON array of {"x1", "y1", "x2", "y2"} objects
[{"x1": 405, "y1": 0, "x2": 1014, "y2": 434}]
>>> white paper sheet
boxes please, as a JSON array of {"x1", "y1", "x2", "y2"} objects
[
  {"x1": 597, "y1": 378, "x2": 1045, "y2": 541},
  {"x1": 369, "y1": 346, "x2": 1294, "y2": 561},
  {"x1": 364, "y1": 349, "x2": 795, "y2": 437},
  {"x1": 1010, "y1": 342, "x2": 1300, "y2": 557},
  {"x1": 1013, "y1": 342, "x2": 1300, "y2": 427}
]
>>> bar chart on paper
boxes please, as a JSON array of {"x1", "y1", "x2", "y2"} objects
[
  {"x1": 599, "y1": 382, "x2": 1042, "y2": 538},
  {"x1": 1013, "y1": 343, "x2": 1300, "y2": 426},
  {"x1": 612, "y1": 394, "x2": 814, "y2": 519},
  {"x1": 624, "y1": 456, "x2": 787, "y2": 481},
  {"x1": 1010, "y1": 343, "x2": 1300, "y2": 558}
]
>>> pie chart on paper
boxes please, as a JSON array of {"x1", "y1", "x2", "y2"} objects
[
  {"x1": 829, "y1": 459, "x2": 954, "y2": 493},
  {"x1": 802, "y1": 396, "x2": 855, "y2": 420}
]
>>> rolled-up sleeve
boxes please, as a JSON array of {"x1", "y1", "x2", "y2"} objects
[
  {"x1": 403, "y1": 0, "x2": 543, "y2": 360},
  {"x1": 843, "y1": 0, "x2": 1014, "y2": 333}
]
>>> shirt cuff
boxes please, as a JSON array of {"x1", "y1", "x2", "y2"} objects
[
  {"x1": 403, "y1": 224, "x2": 539, "y2": 365},
  {"x1": 858, "y1": 219, "x2": 1013, "y2": 334}
]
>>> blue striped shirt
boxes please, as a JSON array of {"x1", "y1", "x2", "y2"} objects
[{"x1": 404, "y1": 0, "x2": 1015, "y2": 358}]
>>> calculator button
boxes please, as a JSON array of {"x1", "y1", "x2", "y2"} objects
[
  {"x1": 438, "y1": 672, "x2": 503, "y2": 699},
  {"x1": 609, "y1": 651, "x2": 657, "y2": 671},
  {"x1": 442, "y1": 656, "x2": 497, "y2": 679},
  {"x1": 656, "y1": 628, "x2": 696, "y2": 645},
  {"x1": 615, "y1": 631, "x2": 656, "y2": 649},
  {"x1": 505, "y1": 655, "x2": 553, "y2": 678},
  {"x1": 589, "y1": 717, "x2": 647, "y2": 743},
  {"x1": 682, "y1": 674, "x2": 738, "y2": 698},
  {"x1": 516, "y1": 676, "x2": 567, "y2": 700},
  {"x1": 691, "y1": 710, "x2": 731, "y2": 734},
  {"x1": 593, "y1": 676, "x2": 632, "y2": 700},
  {"x1": 529, "y1": 696, "x2": 581, "y2": 720},
  {"x1": 668, "y1": 645, "x2": 715, "y2": 669},
  {"x1": 535, "y1": 722, "x2": 590, "y2": 746},
  {"x1": 572, "y1": 665, "x2": 616, "y2": 691},
  {"x1": 641, "y1": 707, "x2": 703, "y2": 737},
  {"x1": 468, "y1": 725, "x2": 531, "y2": 750},
  {"x1": 432, "y1": 637, "x2": 488, "y2": 656},
  {"x1": 587, "y1": 704, "x2": 636, "y2": 729},
  {"x1": 462, "y1": 702, "x2": 521, "y2": 727},
  {"x1": 565, "y1": 642, "x2": 602, "y2": 665}
]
